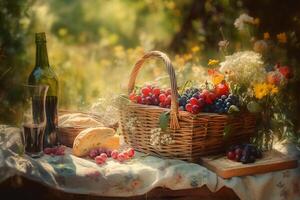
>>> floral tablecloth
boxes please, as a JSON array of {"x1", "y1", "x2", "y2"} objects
[{"x1": 0, "y1": 125, "x2": 299, "y2": 200}]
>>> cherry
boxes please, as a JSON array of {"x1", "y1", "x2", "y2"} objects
[
  {"x1": 166, "y1": 88, "x2": 172, "y2": 96},
  {"x1": 185, "y1": 103, "x2": 193, "y2": 112},
  {"x1": 189, "y1": 97, "x2": 199, "y2": 106},
  {"x1": 99, "y1": 153, "x2": 108, "y2": 161},
  {"x1": 141, "y1": 87, "x2": 151, "y2": 96},
  {"x1": 191, "y1": 104, "x2": 201, "y2": 114},
  {"x1": 135, "y1": 95, "x2": 142, "y2": 104},
  {"x1": 159, "y1": 93, "x2": 167, "y2": 102},
  {"x1": 111, "y1": 150, "x2": 119, "y2": 159},
  {"x1": 153, "y1": 88, "x2": 161, "y2": 96},
  {"x1": 117, "y1": 153, "x2": 126, "y2": 162},
  {"x1": 165, "y1": 95, "x2": 171, "y2": 106},
  {"x1": 127, "y1": 148, "x2": 135, "y2": 158},
  {"x1": 129, "y1": 92, "x2": 136, "y2": 101},
  {"x1": 95, "y1": 156, "x2": 105, "y2": 164},
  {"x1": 227, "y1": 151, "x2": 236, "y2": 160}
]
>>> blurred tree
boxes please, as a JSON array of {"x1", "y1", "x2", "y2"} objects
[{"x1": 0, "y1": 0, "x2": 34, "y2": 123}]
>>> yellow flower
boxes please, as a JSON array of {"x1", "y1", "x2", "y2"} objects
[
  {"x1": 191, "y1": 46, "x2": 200, "y2": 53},
  {"x1": 253, "y1": 83, "x2": 269, "y2": 99},
  {"x1": 267, "y1": 84, "x2": 279, "y2": 94},
  {"x1": 208, "y1": 59, "x2": 219, "y2": 66},
  {"x1": 263, "y1": 32, "x2": 270, "y2": 40},
  {"x1": 277, "y1": 32, "x2": 287, "y2": 43}
]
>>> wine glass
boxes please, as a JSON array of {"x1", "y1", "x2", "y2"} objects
[{"x1": 21, "y1": 84, "x2": 48, "y2": 158}]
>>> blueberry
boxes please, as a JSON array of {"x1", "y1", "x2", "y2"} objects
[
  {"x1": 224, "y1": 107, "x2": 229, "y2": 112},
  {"x1": 226, "y1": 102, "x2": 231, "y2": 107},
  {"x1": 217, "y1": 99, "x2": 223, "y2": 103},
  {"x1": 179, "y1": 96, "x2": 188, "y2": 106}
]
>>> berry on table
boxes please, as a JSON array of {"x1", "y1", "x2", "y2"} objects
[
  {"x1": 226, "y1": 151, "x2": 235, "y2": 160},
  {"x1": 111, "y1": 150, "x2": 119, "y2": 159},
  {"x1": 127, "y1": 148, "x2": 135, "y2": 158},
  {"x1": 95, "y1": 156, "x2": 105, "y2": 165}
]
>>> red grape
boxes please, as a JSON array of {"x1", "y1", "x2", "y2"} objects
[
  {"x1": 226, "y1": 151, "x2": 236, "y2": 160},
  {"x1": 153, "y1": 88, "x2": 161, "y2": 96},
  {"x1": 189, "y1": 97, "x2": 199, "y2": 106},
  {"x1": 191, "y1": 105, "x2": 201, "y2": 114},
  {"x1": 141, "y1": 87, "x2": 151, "y2": 96},
  {"x1": 166, "y1": 88, "x2": 172, "y2": 95},
  {"x1": 129, "y1": 92, "x2": 136, "y2": 101},
  {"x1": 235, "y1": 148, "x2": 243, "y2": 157},
  {"x1": 185, "y1": 103, "x2": 193, "y2": 112},
  {"x1": 165, "y1": 95, "x2": 171, "y2": 106},
  {"x1": 159, "y1": 94, "x2": 166, "y2": 102},
  {"x1": 135, "y1": 95, "x2": 142, "y2": 104}
]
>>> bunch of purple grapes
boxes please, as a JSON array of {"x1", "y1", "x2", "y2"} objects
[
  {"x1": 89, "y1": 147, "x2": 112, "y2": 159},
  {"x1": 227, "y1": 144, "x2": 262, "y2": 164},
  {"x1": 212, "y1": 94, "x2": 239, "y2": 114}
]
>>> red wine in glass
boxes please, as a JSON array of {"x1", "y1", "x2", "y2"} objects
[{"x1": 22, "y1": 123, "x2": 45, "y2": 158}]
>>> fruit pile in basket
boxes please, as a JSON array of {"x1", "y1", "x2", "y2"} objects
[{"x1": 129, "y1": 81, "x2": 240, "y2": 115}]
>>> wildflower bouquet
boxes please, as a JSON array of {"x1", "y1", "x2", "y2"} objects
[{"x1": 208, "y1": 14, "x2": 294, "y2": 150}]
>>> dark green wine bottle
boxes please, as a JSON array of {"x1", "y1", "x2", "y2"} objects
[{"x1": 28, "y1": 32, "x2": 59, "y2": 147}]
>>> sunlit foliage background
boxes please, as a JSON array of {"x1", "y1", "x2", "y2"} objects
[{"x1": 1, "y1": 0, "x2": 300, "y2": 138}]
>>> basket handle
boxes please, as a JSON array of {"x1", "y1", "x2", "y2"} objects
[{"x1": 128, "y1": 51, "x2": 180, "y2": 129}]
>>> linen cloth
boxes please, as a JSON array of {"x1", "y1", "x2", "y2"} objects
[{"x1": 0, "y1": 125, "x2": 299, "y2": 200}]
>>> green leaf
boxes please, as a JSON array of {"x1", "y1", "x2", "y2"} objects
[
  {"x1": 228, "y1": 105, "x2": 240, "y2": 114},
  {"x1": 159, "y1": 112, "x2": 170, "y2": 131},
  {"x1": 223, "y1": 124, "x2": 232, "y2": 139},
  {"x1": 247, "y1": 101, "x2": 262, "y2": 113}
]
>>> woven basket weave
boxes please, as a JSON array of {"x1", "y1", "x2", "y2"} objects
[{"x1": 119, "y1": 51, "x2": 256, "y2": 162}]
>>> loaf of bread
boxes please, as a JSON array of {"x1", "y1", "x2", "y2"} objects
[
  {"x1": 72, "y1": 127, "x2": 120, "y2": 157},
  {"x1": 59, "y1": 113, "x2": 104, "y2": 127}
]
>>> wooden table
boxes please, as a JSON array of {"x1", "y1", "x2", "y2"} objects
[{"x1": 0, "y1": 175, "x2": 239, "y2": 200}]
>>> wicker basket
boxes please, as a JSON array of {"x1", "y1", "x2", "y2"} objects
[
  {"x1": 58, "y1": 110, "x2": 118, "y2": 147},
  {"x1": 119, "y1": 51, "x2": 256, "y2": 162}
]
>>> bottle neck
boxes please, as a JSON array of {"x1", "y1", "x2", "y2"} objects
[{"x1": 35, "y1": 41, "x2": 49, "y2": 68}]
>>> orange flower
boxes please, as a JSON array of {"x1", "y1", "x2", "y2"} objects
[
  {"x1": 263, "y1": 32, "x2": 270, "y2": 40},
  {"x1": 277, "y1": 32, "x2": 287, "y2": 43},
  {"x1": 208, "y1": 69, "x2": 225, "y2": 85}
]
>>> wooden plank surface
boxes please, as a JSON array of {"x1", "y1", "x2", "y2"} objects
[{"x1": 200, "y1": 150, "x2": 298, "y2": 179}]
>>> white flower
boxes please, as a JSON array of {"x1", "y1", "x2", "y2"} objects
[
  {"x1": 149, "y1": 128, "x2": 174, "y2": 149},
  {"x1": 124, "y1": 114, "x2": 140, "y2": 134},
  {"x1": 234, "y1": 13, "x2": 255, "y2": 31},
  {"x1": 219, "y1": 51, "x2": 266, "y2": 87}
]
